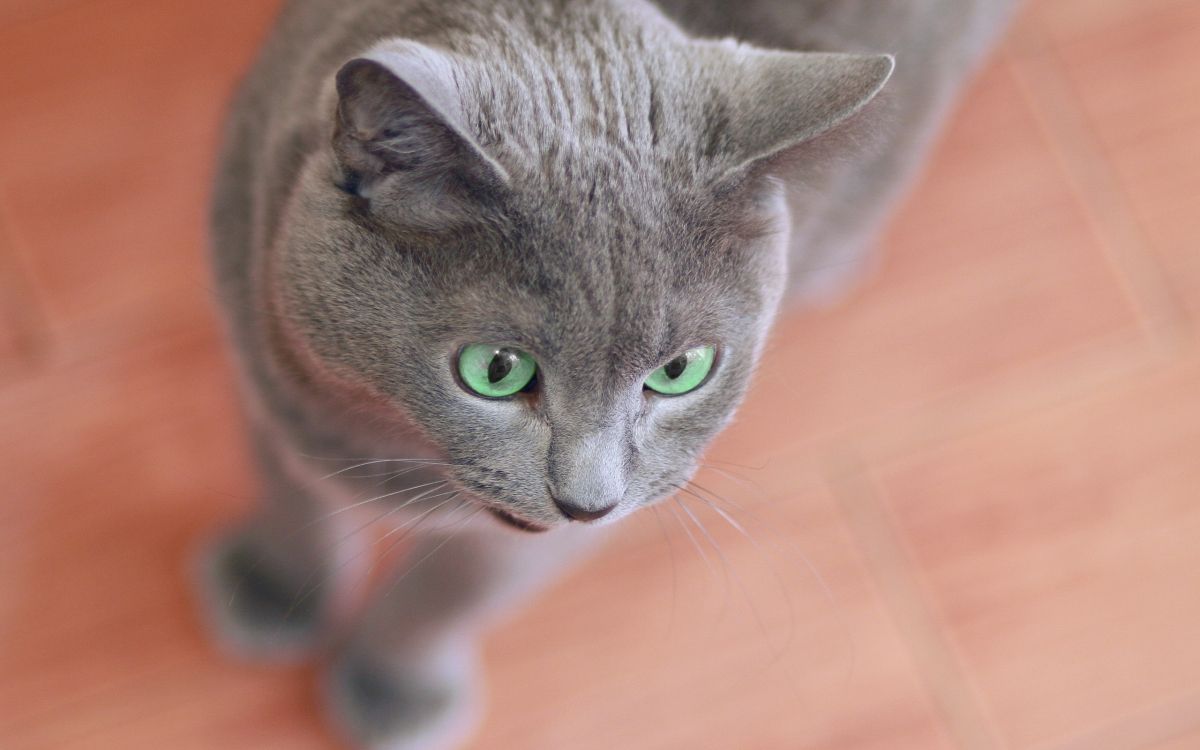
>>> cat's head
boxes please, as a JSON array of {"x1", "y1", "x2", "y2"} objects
[{"x1": 271, "y1": 16, "x2": 891, "y2": 531}]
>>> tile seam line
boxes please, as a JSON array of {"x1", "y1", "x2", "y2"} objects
[
  {"x1": 1002, "y1": 27, "x2": 1193, "y2": 352},
  {"x1": 825, "y1": 454, "x2": 1006, "y2": 750},
  {"x1": 0, "y1": 193, "x2": 51, "y2": 373},
  {"x1": 1030, "y1": 686, "x2": 1200, "y2": 750}
]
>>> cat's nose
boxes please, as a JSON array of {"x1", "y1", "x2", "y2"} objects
[
  {"x1": 552, "y1": 496, "x2": 617, "y2": 522},
  {"x1": 547, "y1": 425, "x2": 626, "y2": 522}
]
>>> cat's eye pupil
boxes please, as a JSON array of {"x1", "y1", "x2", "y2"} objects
[
  {"x1": 488, "y1": 351, "x2": 517, "y2": 383},
  {"x1": 664, "y1": 355, "x2": 688, "y2": 380}
]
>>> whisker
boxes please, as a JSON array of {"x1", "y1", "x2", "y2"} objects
[
  {"x1": 700, "y1": 456, "x2": 770, "y2": 472},
  {"x1": 225, "y1": 479, "x2": 450, "y2": 610},
  {"x1": 356, "y1": 492, "x2": 470, "y2": 593},
  {"x1": 676, "y1": 493, "x2": 776, "y2": 657},
  {"x1": 272, "y1": 491, "x2": 464, "y2": 635},
  {"x1": 650, "y1": 505, "x2": 679, "y2": 640},
  {"x1": 381, "y1": 504, "x2": 485, "y2": 598},
  {"x1": 680, "y1": 481, "x2": 797, "y2": 661},
  {"x1": 674, "y1": 495, "x2": 734, "y2": 620},
  {"x1": 697, "y1": 462, "x2": 769, "y2": 496},
  {"x1": 314, "y1": 458, "x2": 462, "y2": 482},
  {"x1": 350, "y1": 463, "x2": 434, "y2": 481},
  {"x1": 690, "y1": 478, "x2": 840, "y2": 615},
  {"x1": 665, "y1": 498, "x2": 720, "y2": 586},
  {"x1": 298, "y1": 452, "x2": 452, "y2": 464},
  {"x1": 369, "y1": 492, "x2": 464, "y2": 557},
  {"x1": 316, "y1": 479, "x2": 449, "y2": 524},
  {"x1": 687, "y1": 478, "x2": 856, "y2": 679}
]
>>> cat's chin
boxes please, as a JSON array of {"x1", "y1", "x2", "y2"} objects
[{"x1": 488, "y1": 508, "x2": 551, "y2": 534}]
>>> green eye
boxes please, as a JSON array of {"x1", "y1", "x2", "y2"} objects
[
  {"x1": 457, "y1": 344, "x2": 538, "y2": 398},
  {"x1": 645, "y1": 345, "x2": 716, "y2": 396}
]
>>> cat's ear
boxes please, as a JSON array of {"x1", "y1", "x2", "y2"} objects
[
  {"x1": 332, "y1": 46, "x2": 508, "y2": 220},
  {"x1": 703, "y1": 45, "x2": 895, "y2": 179}
]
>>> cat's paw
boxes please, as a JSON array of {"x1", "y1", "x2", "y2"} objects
[
  {"x1": 192, "y1": 531, "x2": 325, "y2": 662},
  {"x1": 324, "y1": 647, "x2": 481, "y2": 750}
]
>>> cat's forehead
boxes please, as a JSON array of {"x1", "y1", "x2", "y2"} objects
[
  {"x1": 448, "y1": 9, "x2": 724, "y2": 187},
  {"x1": 441, "y1": 192, "x2": 760, "y2": 367},
  {"x1": 486, "y1": 157, "x2": 769, "y2": 330}
]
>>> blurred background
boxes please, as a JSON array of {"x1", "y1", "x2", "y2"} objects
[{"x1": 2, "y1": 0, "x2": 1198, "y2": 748}]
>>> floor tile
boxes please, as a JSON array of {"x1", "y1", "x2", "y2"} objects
[
  {"x1": 1030, "y1": 0, "x2": 1194, "y2": 39},
  {"x1": 873, "y1": 358, "x2": 1200, "y2": 749},
  {"x1": 0, "y1": 0, "x2": 84, "y2": 27},
  {"x1": 731, "y1": 56, "x2": 1143, "y2": 459},
  {"x1": 1037, "y1": 0, "x2": 1200, "y2": 328},
  {"x1": 0, "y1": 0, "x2": 282, "y2": 354},
  {"x1": 477, "y1": 464, "x2": 954, "y2": 750},
  {"x1": 1034, "y1": 688, "x2": 1200, "y2": 750},
  {"x1": 0, "y1": 327, "x2": 330, "y2": 749},
  {"x1": 1148, "y1": 727, "x2": 1200, "y2": 750},
  {"x1": 0, "y1": 215, "x2": 42, "y2": 372}
]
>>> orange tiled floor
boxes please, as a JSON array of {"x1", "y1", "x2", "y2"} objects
[{"x1": 2, "y1": 1, "x2": 1199, "y2": 749}]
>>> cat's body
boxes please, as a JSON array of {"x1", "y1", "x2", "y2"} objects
[{"x1": 201, "y1": 2, "x2": 1016, "y2": 748}]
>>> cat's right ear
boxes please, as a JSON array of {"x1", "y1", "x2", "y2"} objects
[
  {"x1": 698, "y1": 44, "x2": 895, "y2": 194},
  {"x1": 332, "y1": 48, "x2": 508, "y2": 223}
]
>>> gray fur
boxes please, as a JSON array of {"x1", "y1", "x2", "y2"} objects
[{"x1": 200, "y1": 1, "x2": 1016, "y2": 748}]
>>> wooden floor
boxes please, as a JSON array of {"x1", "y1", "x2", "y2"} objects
[{"x1": 2, "y1": 0, "x2": 1199, "y2": 748}]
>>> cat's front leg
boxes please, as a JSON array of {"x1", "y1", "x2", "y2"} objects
[
  {"x1": 327, "y1": 523, "x2": 602, "y2": 750},
  {"x1": 194, "y1": 431, "x2": 373, "y2": 662}
]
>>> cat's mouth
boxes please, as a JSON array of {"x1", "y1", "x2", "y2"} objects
[
  {"x1": 453, "y1": 478, "x2": 553, "y2": 532},
  {"x1": 488, "y1": 507, "x2": 550, "y2": 534}
]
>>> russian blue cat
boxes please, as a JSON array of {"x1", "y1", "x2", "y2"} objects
[{"x1": 200, "y1": 1, "x2": 1016, "y2": 748}]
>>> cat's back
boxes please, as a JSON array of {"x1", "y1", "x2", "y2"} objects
[{"x1": 653, "y1": 0, "x2": 1016, "y2": 79}]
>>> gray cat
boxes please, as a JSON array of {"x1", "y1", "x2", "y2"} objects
[{"x1": 199, "y1": 1, "x2": 1017, "y2": 748}]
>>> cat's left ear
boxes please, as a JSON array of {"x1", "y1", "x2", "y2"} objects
[
  {"x1": 331, "y1": 43, "x2": 509, "y2": 223},
  {"x1": 702, "y1": 44, "x2": 895, "y2": 180}
]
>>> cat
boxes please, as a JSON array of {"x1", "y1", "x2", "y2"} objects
[{"x1": 199, "y1": 1, "x2": 1017, "y2": 748}]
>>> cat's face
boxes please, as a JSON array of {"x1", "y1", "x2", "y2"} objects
[
  {"x1": 269, "y1": 31, "x2": 890, "y2": 530},
  {"x1": 277, "y1": 148, "x2": 788, "y2": 531}
]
